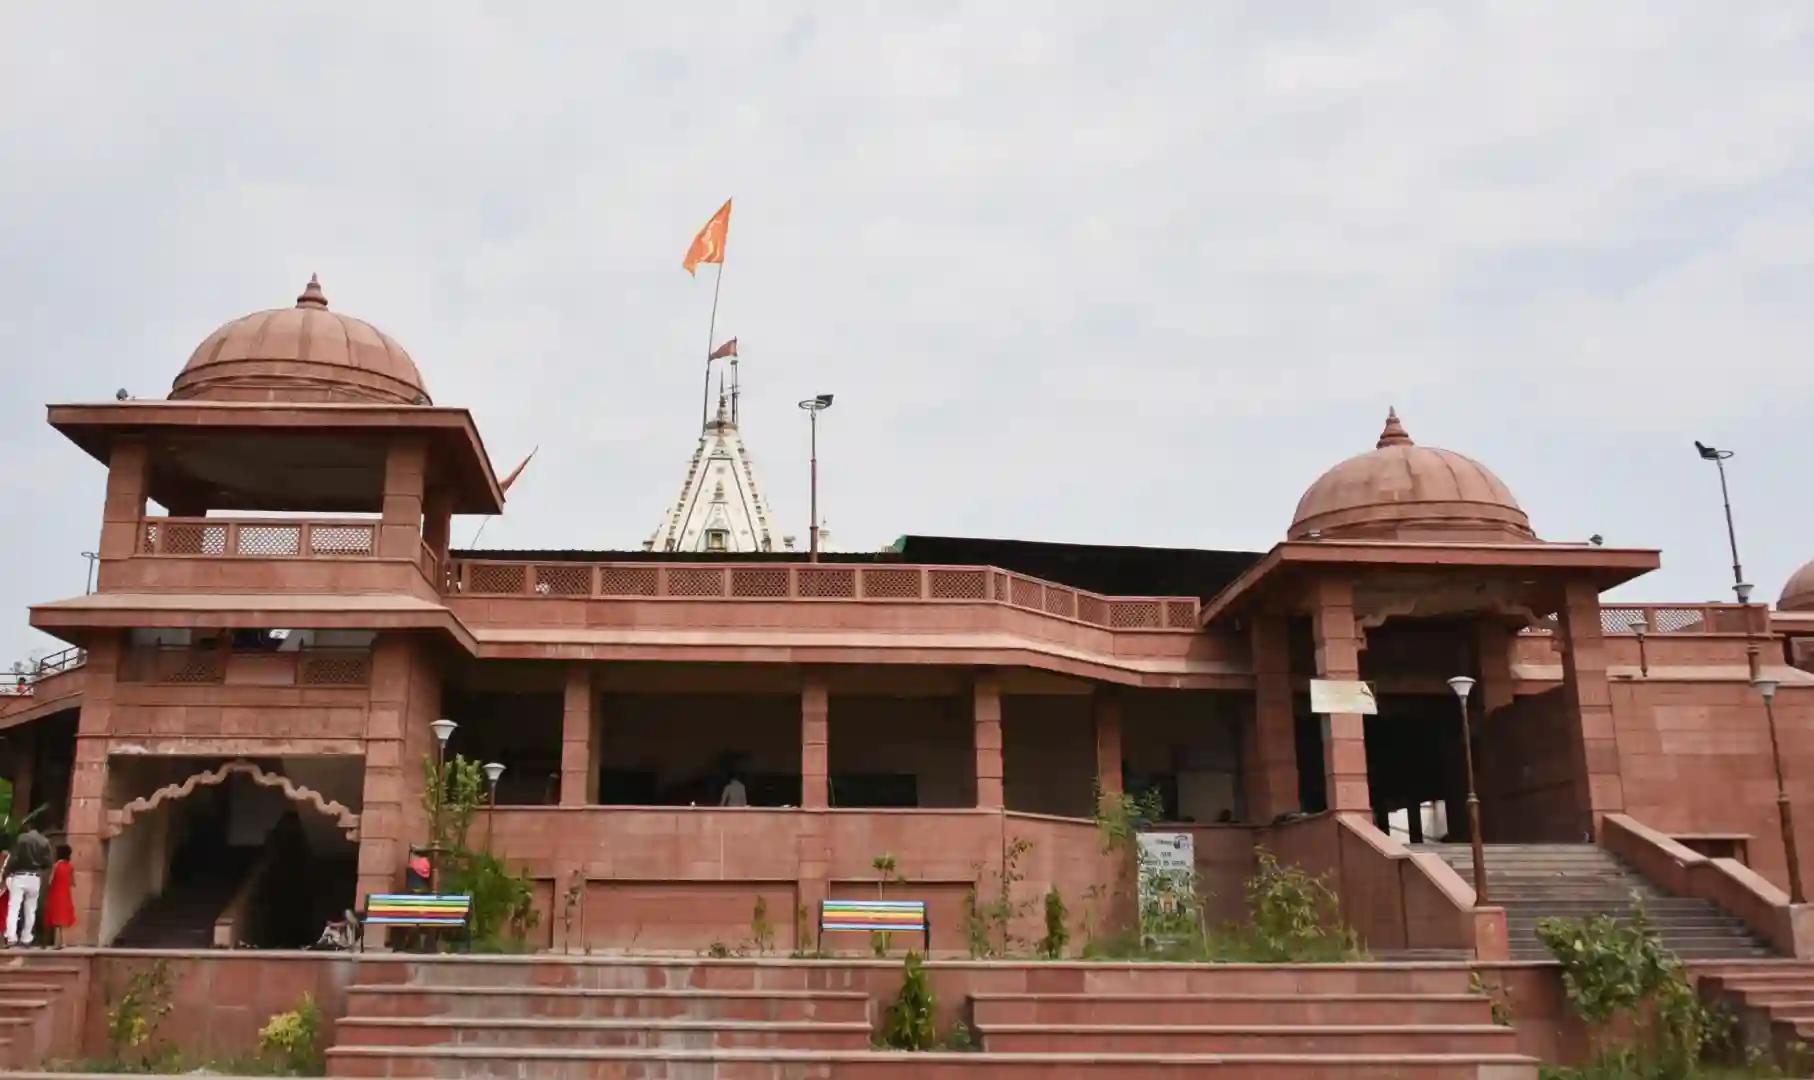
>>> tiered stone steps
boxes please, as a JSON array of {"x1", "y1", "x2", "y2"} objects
[
  {"x1": 1695, "y1": 961, "x2": 1814, "y2": 1066},
  {"x1": 324, "y1": 956, "x2": 1538, "y2": 1078},
  {"x1": 0, "y1": 956, "x2": 83, "y2": 1069},
  {"x1": 1414, "y1": 843, "x2": 1773, "y2": 961}
]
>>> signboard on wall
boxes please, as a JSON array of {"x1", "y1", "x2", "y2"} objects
[
  {"x1": 1136, "y1": 831, "x2": 1197, "y2": 946},
  {"x1": 1310, "y1": 678, "x2": 1378, "y2": 715}
]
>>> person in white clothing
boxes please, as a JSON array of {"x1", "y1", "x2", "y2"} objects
[{"x1": 5, "y1": 827, "x2": 51, "y2": 946}]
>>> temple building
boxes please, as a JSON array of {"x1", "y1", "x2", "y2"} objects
[{"x1": 1, "y1": 275, "x2": 1811, "y2": 974}]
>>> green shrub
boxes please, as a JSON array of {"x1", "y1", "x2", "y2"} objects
[
  {"x1": 1039, "y1": 887, "x2": 1069, "y2": 959},
  {"x1": 257, "y1": 993, "x2": 324, "y2": 1074},
  {"x1": 881, "y1": 951, "x2": 937, "y2": 1050},
  {"x1": 106, "y1": 961, "x2": 174, "y2": 1066}
]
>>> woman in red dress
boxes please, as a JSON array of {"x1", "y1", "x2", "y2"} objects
[{"x1": 42, "y1": 845, "x2": 74, "y2": 947}]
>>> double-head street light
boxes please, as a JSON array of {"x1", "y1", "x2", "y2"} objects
[
  {"x1": 1693, "y1": 442, "x2": 1751, "y2": 604},
  {"x1": 1446, "y1": 675, "x2": 1488, "y2": 904},
  {"x1": 1752, "y1": 678, "x2": 1804, "y2": 903},
  {"x1": 428, "y1": 718, "x2": 458, "y2": 889},
  {"x1": 798, "y1": 394, "x2": 834, "y2": 562}
]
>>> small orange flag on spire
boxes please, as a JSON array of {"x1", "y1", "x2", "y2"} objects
[
  {"x1": 683, "y1": 198, "x2": 732, "y2": 275},
  {"x1": 500, "y1": 447, "x2": 538, "y2": 494}
]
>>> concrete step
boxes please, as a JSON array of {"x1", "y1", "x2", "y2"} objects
[
  {"x1": 323, "y1": 1045, "x2": 1542, "y2": 1079},
  {"x1": 971, "y1": 993, "x2": 1494, "y2": 1027},
  {"x1": 345, "y1": 984, "x2": 871, "y2": 1023},
  {"x1": 334, "y1": 1015, "x2": 875, "y2": 1051},
  {"x1": 975, "y1": 1023, "x2": 1521, "y2": 1055}
]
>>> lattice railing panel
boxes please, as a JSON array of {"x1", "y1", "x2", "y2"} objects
[
  {"x1": 666, "y1": 567, "x2": 726, "y2": 597},
  {"x1": 599, "y1": 566, "x2": 660, "y2": 596},
  {"x1": 466, "y1": 562, "x2": 527, "y2": 594},
  {"x1": 158, "y1": 650, "x2": 225, "y2": 684},
  {"x1": 311, "y1": 525, "x2": 376, "y2": 555},
  {"x1": 1042, "y1": 585, "x2": 1077, "y2": 618},
  {"x1": 1109, "y1": 600, "x2": 1163, "y2": 629},
  {"x1": 1077, "y1": 594, "x2": 1109, "y2": 625},
  {"x1": 928, "y1": 568, "x2": 988, "y2": 600},
  {"x1": 533, "y1": 564, "x2": 593, "y2": 596},
  {"x1": 731, "y1": 568, "x2": 790, "y2": 598},
  {"x1": 1009, "y1": 576, "x2": 1042, "y2": 610},
  {"x1": 162, "y1": 521, "x2": 227, "y2": 555},
  {"x1": 991, "y1": 572, "x2": 1011, "y2": 601},
  {"x1": 797, "y1": 567, "x2": 856, "y2": 598},
  {"x1": 298, "y1": 651, "x2": 372, "y2": 686},
  {"x1": 235, "y1": 524, "x2": 302, "y2": 557},
  {"x1": 862, "y1": 568, "x2": 923, "y2": 599},
  {"x1": 1652, "y1": 608, "x2": 1708, "y2": 633},
  {"x1": 1164, "y1": 600, "x2": 1198, "y2": 628}
]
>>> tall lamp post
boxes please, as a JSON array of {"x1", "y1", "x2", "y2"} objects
[
  {"x1": 1446, "y1": 676, "x2": 1488, "y2": 904},
  {"x1": 428, "y1": 718, "x2": 458, "y2": 890},
  {"x1": 1693, "y1": 441, "x2": 1751, "y2": 603},
  {"x1": 80, "y1": 551, "x2": 99, "y2": 595},
  {"x1": 482, "y1": 761, "x2": 506, "y2": 855},
  {"x1": 1753, "y1": 678, "x2": 1804, "y2": 904},
  {"x1": 1629, "y1": 617, "x2": 1650, "y2": 678},
  {"x1": 797, "y1": 394, "x2": 834, "y2": 562}
]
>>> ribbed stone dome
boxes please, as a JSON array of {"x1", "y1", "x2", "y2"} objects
[
  {"x1": 1780, "y1": 559, "x2": 1814, "y2": 611},
  {"x1": 170, "y1": 276, "x2": 429, "y2": 405},
  {"x1": 1289, "y1": 409, "x2": 1536, "y2": 543}
]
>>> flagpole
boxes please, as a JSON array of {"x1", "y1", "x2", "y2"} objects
[{"x1": 700, "y1": 260, "x2": 724, "y2": 431}]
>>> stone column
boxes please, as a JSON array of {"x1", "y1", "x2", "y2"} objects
[
  {"x1": 422, "y1": 486, "x2": 453, "y2": 564},
  {"x1": 95, "y1": 437, "x2": 150, "y2": 591},
  {"x1": 974, "y1": 670, "x2": 1004, "y2": 809},
  {"x1": 1245, "y1": 614, "x2": 1299, "y2": 822},
  {"x1": 1474, "y1": 621, "x2": 1516, "y2": 717},
  {"x1": 10, "y1": 727, "x2": 34, "y2": 825},
  {"x1": 1310, "y1": 577, "x2": 1370, "y2": 813},
  {"x1": 560, "y1": 665, "x2": 595, "y2": 806},
  {"x1": 1558, "y1": 578, "x2": 1623, "y2": 837},
  {"x1": 378, "y1": 435, "x2": 427, "y2": 561},
  {"x1": 357, "y1": 633, "x2": 441, "y2": 944},
  {"x1": 801, "y1": 671, "x2": 829, "y2": 810},
  {"x1": 64, "y1": 635, "x2": 120, "y2": 945},
  {"x1": 1092, "y1": 686, "x2": 1123, "y2": 807}
]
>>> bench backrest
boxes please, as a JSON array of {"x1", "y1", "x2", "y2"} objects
[
  {"x1": 365, "y1": 893, "x2": 472, "y2": 926},
  {"x1": 820, "y1": 898, "x2": 927, "y2": 933}
]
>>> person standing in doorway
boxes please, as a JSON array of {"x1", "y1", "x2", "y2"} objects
[
  {"x1": 4, "y1": 825, "x2": 51, "y2": 946},
  {"x1": 43, "y1": 845, "x2": 74, "y2": 948}
]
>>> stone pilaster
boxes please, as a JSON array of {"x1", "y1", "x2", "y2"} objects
[
  {"x1": 1247, "y1": 614, "x2": 1300, "y2": 821},
  {"x1": 1310, "y1": 578, "x2": 1370, "y2": 813},
  {"x1": 1559, "y1": 578, "x2": 1623, "y2": 837},
  {"x1": 95, "y1": 437, "x2": 149, "y2": 591},
  {"x1": 560, "y1": 665, "x2": 595, "y2": 806},
  {"x1": 1092, "y1": 686, "x2": 1123, "y2": 806},
  {"x1": 378, "y1": 435, "x2": 427, "y2": 561},
  {"x1": 973, "y1": 670, "x2": 1004, "y2": 809},
  {"x1": 357, "y1": 633, "x2": 440, "y2": 944},
  {"x1": 65, "y1": 635, "x2": 119, "y2": 945}
]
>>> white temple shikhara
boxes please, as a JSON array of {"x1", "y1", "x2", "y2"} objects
[{"x1": 647, "y1": 394, "x2": 779, "y2": 553}]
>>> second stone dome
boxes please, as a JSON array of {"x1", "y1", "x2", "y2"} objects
[{"x1": 1289, "y1": 409, "x2": 1536, "y2": 543}]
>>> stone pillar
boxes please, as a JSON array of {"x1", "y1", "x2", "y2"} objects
[
  {"x1": 560, "y1": 665, "x2": 595, "y2": 806},
  {"x1": 95, "y1": 437, "x2": 150, "y2": 591},
  {"x1": 378, "y1": 435, "x2": 428, "y2": 561},
  {"x1": 1475, "y1": 621, "x2": 1516, "y2": 717},
  {"x1": 973, "y1": 670, "x2": 1004, "y2": 809},
  {"x1": 64, "y1": 635, "x2": 119, "y2": 945},
  {"x1": 801, "y1": 671, "x2": 829, "y2": 810},
  {"x1": 357, "y1": 633, "x2": 441, "y2": 944},
  {"x1": 1092, "y1": 686, "x2": 1123, "y2": 806},
  {"x1": 1246, "y1": 614, "x2": 1300, "y2": 822},
  {"x1": 10, "y1": 728, "x2": 34, "y2": 824},
  {"x1": 1558, "y1": 578, "x2": 1623, "y2": 837},
  {"x1": 1310, "y1": 577, "x2": 1370, "y2": 813},
  {"x1": 422, "y1": 486, "x2": 453, "y2": 564}
]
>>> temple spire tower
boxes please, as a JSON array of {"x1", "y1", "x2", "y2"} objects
[{"x1": 647, "y1": 391, "x2": 779, "y2": 553}]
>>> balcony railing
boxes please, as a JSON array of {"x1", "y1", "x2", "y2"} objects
[
  {"x1": 1521, "y1": 604, "x2": 1759, "y2": 637},
  {"x1": 120, "y1": 645, "x2": 372, "y2": 686},
  {"x1": 2, "y1": 646, "x2": 87, "y2": 697},
  {"x1": 139, "y1": 517, "x2": 378, "y2": 558},
  {"x1": 446, "y1": 560, "x2": 1201, "y2": 631}
]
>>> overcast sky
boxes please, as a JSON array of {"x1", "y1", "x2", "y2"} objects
[{"x1": 2, "y1": 4, "x2": 1811, "y2": 662}]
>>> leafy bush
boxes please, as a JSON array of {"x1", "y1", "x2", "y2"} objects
[
  {"x1": 1242, "y1": 848, "x2": 1359, "y2": 962},
  {"x1": 750, "y1": 896, "x2": 775, "y2": 955},
  {"x1": 420, "y1": 753, "x2": 539, "y2": 950},
  {"x1": 257, "y1": 993, "x2": 324, "y2": 1074},
  {"x1": 881, "y1": 952, "x2": 937, "y2": 1050},
  {"x1": 1535, "y1": 905, "x2": 1731, "y2": 1079},
  {"x1": 1039, "y1": 887, "x2": 1069, "y2": 959},
  {"x1": 106, "y1": 961, "x2": 174, "y2": 1066}
]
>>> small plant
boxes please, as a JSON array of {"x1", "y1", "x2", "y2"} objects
[
  {"x1": 704, "y1": 940, "x2": 740, "y2": 959},
  {"x1": 1243, "y1": 848, "x2": 1357, "y2": 961},
  {"x1": 1039, "y1": 887, "x2": 1069, "y2": 959},
  {"x1": 257, "y1": 993, "x2": 324, "y2": 1074},
  {"x1": 881, "y1": 951, "x2": 937, "y2": 1050},
  {"x1": 871, "y1": 852, "x2": 904, "y2": 956},
  {"x1": 975, "y1": 837, "x2": 1034, "y2": 955},
  {"x1": 962, "y1": 885, "x2": 992, "y2": 959},
  {"x1": 942, "y1": 1019, "x2": 977, "y2": 1051},
  {"x1": 750, "y1": 896, "x2": 775, "y2": 955},
  {"x1": 1470, "y1": 971, "x2": 1514, "y2": 1027},
  {"x1": 106, "y1": 961, "x2": 175, "y2": 1066},
  {"x1": 792, "y1": 902, "x2": 813, "y2": 958}
]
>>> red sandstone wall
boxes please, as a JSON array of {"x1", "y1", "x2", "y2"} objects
[{"x1": 1480, "y1": 687, "x2": 1588, "y2": 842}]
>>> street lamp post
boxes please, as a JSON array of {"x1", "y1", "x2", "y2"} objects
[
  {"x1": 80, "y1": 551, "x2": 99, "y2": 595},
  {"x1": 1446, "y1": 676, "x2": 1488, "y2": 904},
  {"x1": 1629, "y1": 617, "x2": 1649, "y2": 678},
  {"x1": 482, "y1": 761, "x2": 507, "y2": 855},
  {"x1": 1753, "y1": 678, "x2": 1804, "y2": 904},
  {"x1": 1693, "y1": 442, "x2": 1750, "y2": 604},
  {"x1": 428, "y1": 718, "x2": 458, "y2": 890},
  {"x1": 797, "y1": 395, "x2": 834, "y2": 562}
]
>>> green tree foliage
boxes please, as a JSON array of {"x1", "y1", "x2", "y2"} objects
[
  {"x1": 1039, "y1": 887, "x2": 1069, "y2": 959},
  {"x1": 420, "y1": 753, "x2": 539, "y2": 951},
  {"x1": 881, "y1": 952, "x2": 937, "y2": 1050}
]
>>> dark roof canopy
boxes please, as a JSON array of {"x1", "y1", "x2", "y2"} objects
[{"x1": 454, "y1": 534, "x2": 1263, "y2": 601}]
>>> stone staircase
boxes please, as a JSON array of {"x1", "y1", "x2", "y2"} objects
[
  {"x1": 324, "y1": 956, "x2": 1538, "y2": 1078},
  {"x1": 1696, "y1": 961, "x2": 1814, "y2": 1067},
  {"x1": 1415, "y1": 843, "x2": 1773, "y2": 961},
  {"x1": 0, "y1": 955, "x2": 84, "y2": 1069}
]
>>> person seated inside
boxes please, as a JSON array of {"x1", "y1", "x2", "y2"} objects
[{"x1": 718, "y1": 774, "x2": 748, "y2": 808}]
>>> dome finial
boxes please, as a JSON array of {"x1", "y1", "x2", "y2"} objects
[
  {"x1": 1376, "y1": 406, "x2": 1413, "y2": 449},
  {"x1": 296, "y1": 274, "x2": 328, "y2": 310}
]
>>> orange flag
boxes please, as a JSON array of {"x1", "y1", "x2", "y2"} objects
[
  {"x1": 500, "y1": 447, "x2": 538, "y2": 494},
  {"x1": 683, "y1": 198, "x2": 732, "y2": 275}
]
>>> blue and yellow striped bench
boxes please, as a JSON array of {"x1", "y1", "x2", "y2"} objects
[
  {"x1": 358, "y1": 893, "x2": 471, "y2": 949},
  {"x1": 820, "y1": 899, "x2": 930, "y2": 951}
]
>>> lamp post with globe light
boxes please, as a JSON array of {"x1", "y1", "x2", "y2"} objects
[
  {"x1": 1753, "y1": 678, "x2": 1804, "y2": 903},
  {"x1": 428, "y1": 718, "x2": 457, "y2": 890},
  {"x1": 1446, "y1": 676, "x2": 1488, "y2": 904},
  {"x1": 483, "y1": 761, "x2": 507, "y2": 855}
]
